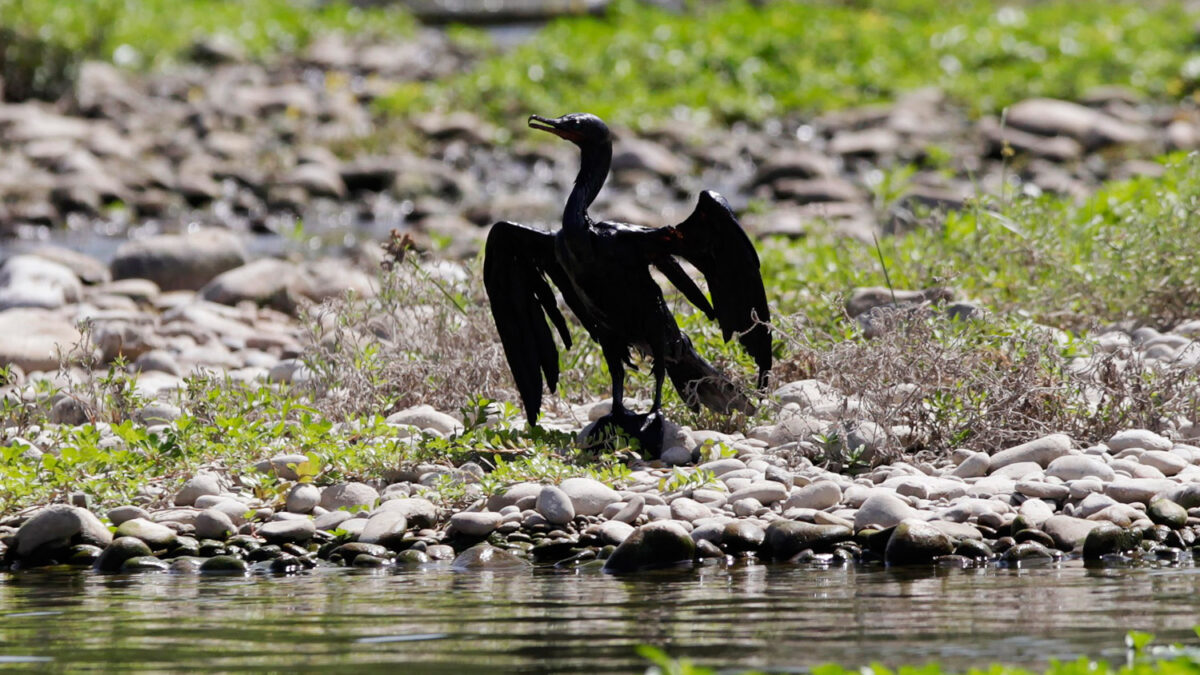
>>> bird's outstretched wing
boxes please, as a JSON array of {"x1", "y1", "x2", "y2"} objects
[
  {"x1": 645, "y1": 191, "x2": 772, "y2": 385},
  {"x1": 483, "y1": 221, "x2": 589, "y2": 425}
]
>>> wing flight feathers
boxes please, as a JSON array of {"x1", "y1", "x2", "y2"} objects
[
  {"x1": 483, "y1": 222, "x2": 574, "y2": 424},
  {"x1": 658, "y1": 191, "x2": 772, "y2": 385}
]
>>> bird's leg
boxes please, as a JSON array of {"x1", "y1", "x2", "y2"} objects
[
  {"x1": 603, "y1": 349, "x2": 628, "y2": 417},
  {"x1": 650, "y1": 355, "x2": 666, "y2": 414}
]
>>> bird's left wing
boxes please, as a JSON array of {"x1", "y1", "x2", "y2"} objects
[
  {"x1": 483, "y1": 221, "x2": 589, "y2": 425},
  {"x1": 640, "y1": 191, "x2": 772, "y2": 385}
]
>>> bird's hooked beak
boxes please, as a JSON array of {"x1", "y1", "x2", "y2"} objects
[{"x1": 529, "y1": 114, "x2": 579, "y2": 142}]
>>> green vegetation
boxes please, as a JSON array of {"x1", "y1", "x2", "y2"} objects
[
  {"x1": 381, "y1": 0, "x2": 1200, "y2": 126},
  {"x1": 0, "y1": 0, "x2": 412, "y2": 100},
  {"x1": 759, "y1": 153, "x2": 1200, "y2": 334},
  {"x1": 0, "y1": 366, "x2": 629, "y2": 514}
]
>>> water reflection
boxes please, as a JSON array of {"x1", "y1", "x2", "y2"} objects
[{"x1": 0, "y1": 560, "x2": 1197, "y2": 672}]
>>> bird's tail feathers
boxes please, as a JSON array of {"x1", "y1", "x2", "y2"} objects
[{"x1": 665, "y1": 336, "x2": 754, "y2": 415}]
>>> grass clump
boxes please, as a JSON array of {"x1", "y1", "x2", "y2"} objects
[
  {"x1": 762, "y1": 153, "x2": 1200, "y2": 334},
  {"x1": 0, "y1": 0, "x2": 413, "y2": 101},
  {"x1": 772, "y1": 309, "x2": 1199, "y2": 463},
  {"x1": 381, "y1": 0, "x2": 1200, "y2": 127}
]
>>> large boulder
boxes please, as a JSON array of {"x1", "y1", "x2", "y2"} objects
[
  {"x1": 762, "y1": 520, "x2": 852, "y2": 560},
  {"x1": 0, "y1": 308, "x2": 81, "y2": 371},
  {"x1": 603, "y1": 521, "x2": 695, "y2": 573},
  {"x1": 110, "y1": 229, "x2": 247, "y2": 291},
  {"x1": 0, "y1": 255, "x2": 82, "y2": 310},
  {"x1": 450, "y1": 544, "x2": 529, "y2": 571},
  {"x1": 884, "y1": 518, "x2": 954, "y2": 565},
  {"x1": 989, "y1": 434, "x2": 1072, "y2": 470},
  {"x1": 558, "y1": 477, "x2": 621, "y2": 516},
  {"x1": 14, "y1": 505, "x2": 112, "y2": 559}
]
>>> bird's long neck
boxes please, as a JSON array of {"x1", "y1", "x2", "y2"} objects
[{"x1": 563, "y1": 141, "x2": 611, "y2": 231}]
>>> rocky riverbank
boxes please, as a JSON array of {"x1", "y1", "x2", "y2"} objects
[
  {"x1": 3, "y1": 26, "x2": 1199, "y2": 257},
  {"x1": 6, "y1": 422, "x2": 1200, "y2": 575},
  {"x1": 6, "y1": 12, "x2": 1200, "y2": 578}
]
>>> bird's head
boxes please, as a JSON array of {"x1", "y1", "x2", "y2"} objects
[{"x1": 528, "y1": 113, "x2": 612, "y2": 146}]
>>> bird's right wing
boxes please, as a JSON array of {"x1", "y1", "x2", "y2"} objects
[
  {"x1": 647, "y1": 191, "x2": 772, "y2": 385},
  {"x1": 483, "y1": 221, "x2": 586, "y2": 425}
]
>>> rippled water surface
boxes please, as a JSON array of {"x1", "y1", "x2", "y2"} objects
[{"x1": 1, "y1": 561, "x2": 1197, "y2": 672}]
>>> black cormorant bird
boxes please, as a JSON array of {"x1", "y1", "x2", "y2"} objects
[{"x1": 484, "y1": 112, "x2": 771, "y2": 455}]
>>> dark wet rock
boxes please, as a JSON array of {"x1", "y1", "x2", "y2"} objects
[
  {"x1": 165, "y1": 537, "x2": 200, "y2": 559},
  {"x1": 395, "y1": 549, "x2": 430, "y2": 565},
  {"x1": 721, "y1": 520, "x2": 765, "y2": 554},
  {"x1": 259, "y1": 519, "x2": 315, "y2": 545},
  {"x1": 95, "y1": 536, "x2": 154, "y2": 572},
  {"x1": 602, "y1": 521, "x2": 695, "y2": 573},
  {"x1": 118, "y1": 555, "x2": 168, "y2": 573},
  {"x1": 200, "y1": 555, "x2": 249, "y2": 574},
  {"x1": 1013, "y1": 529, "x2": 1056, "y2": 549},
  {"x1": 450, "y1": 544, "x2": 529, "y2": 571},
  {"x1": 14, "y1": 504, "x2": 112, "y2": 559},
  {"x1": 884, "y1": 519, "x2": 954, "y2": 566},
  {"x1": 0, "y1": 308, "x2": 82, "y2": 372},
  {"x1": 332, "y1": 542, "x2": 389, "y2": 565},
  {"x1": 763, "y1": 521, "x2": 852, "y2": 560},
  {"x1": 111, "y1": 229, "x2": 247, "y2": 291},
  {"x1": 1000, "y1": 541, "x2": 1057, "y2": 564},
  {"x1": 1148, "y1": 498, "x2": 1188, "y2": 529},
  {"x1": 68, "y1": 544, "x2": 104, "y2": 566},
  {"x1": 115, "y1": 518, "x2": 178, "y2": 550},
  {"x1": 1082, "y1": 523, "x2": 1142, "y2": 559},
  {"x1": 953, "y1": 539, "x2": 992, "y2": 559},
  {"x1": 352, "y1": 553, "x2": 389, "y2": 568}
]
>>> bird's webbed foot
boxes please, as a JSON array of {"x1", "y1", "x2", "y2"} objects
[{"x1": 582, "y1": 408, "x2": 665, "y2": 458}]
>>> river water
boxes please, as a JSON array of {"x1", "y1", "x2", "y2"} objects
[{"x1": 1, "y1": 559, "x2": 1197, "y2": 672}]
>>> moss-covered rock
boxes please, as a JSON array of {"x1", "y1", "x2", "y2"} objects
[
  {"x1": 884, "y1": 519, "x2": 954, "y2": 566},
  {"x1": 1082, "y1": 523, "x2": 1142, "y2": 559},
  {"x1": 763, "y1": 521, "x2": 853, "y2": 561}
]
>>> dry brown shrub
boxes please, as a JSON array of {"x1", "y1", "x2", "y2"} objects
[
  {"x1": 774, "y1": 307, "x2": 1200, "y2": 463},
  {"x1": 299, "y1": 252, "x2": 518, "y2": 419}
]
